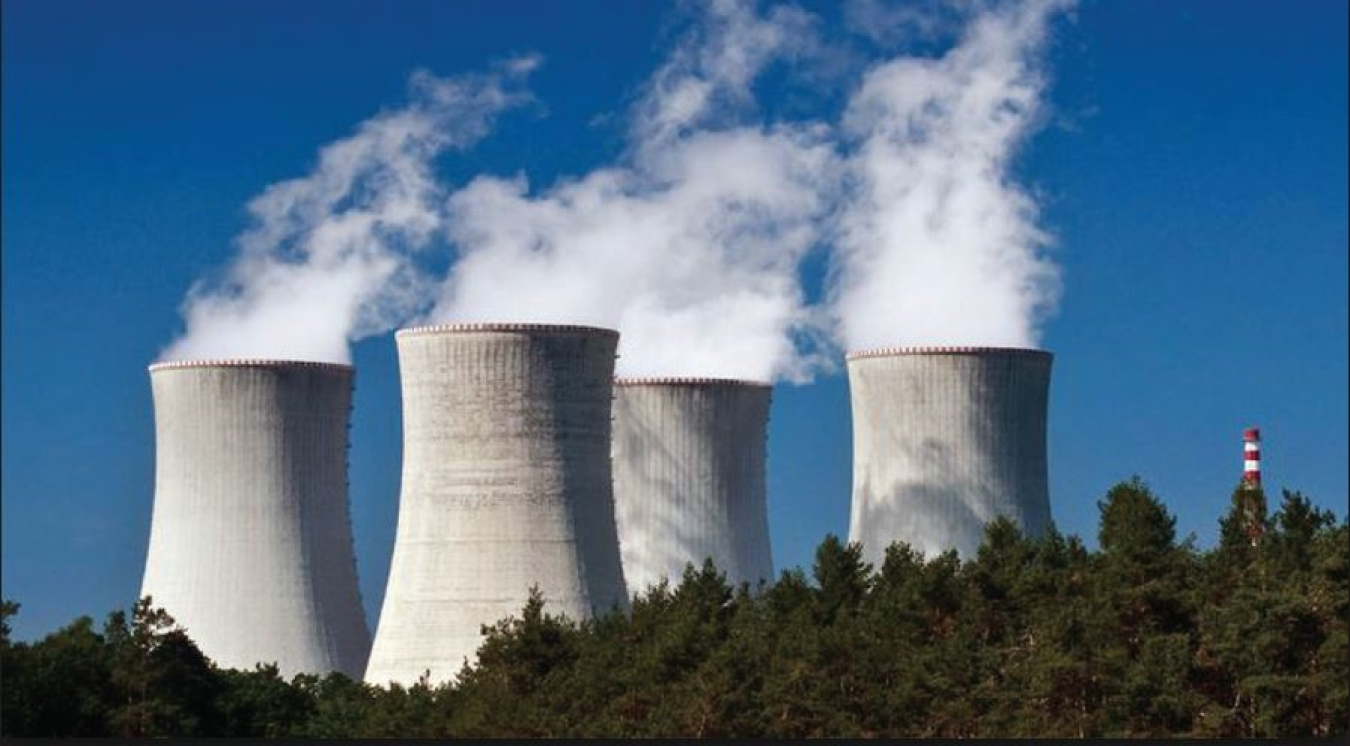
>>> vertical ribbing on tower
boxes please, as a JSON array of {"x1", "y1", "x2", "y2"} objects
[
  {"x1": 365, "y1": 323, "x2": 626, "y2": 686},
  {"x1": 845, "y1": 346, "x2": 1054, "y2": 564},
  {"x1": 612, "y1": 379, "x2": 773, "y2": 595},
  {"x1": 142, "y1": 360, "x2": 371, "y2": 678}
]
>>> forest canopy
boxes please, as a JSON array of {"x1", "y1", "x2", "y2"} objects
[{"x1": 1, "y1": 478, "x2": 1346, "y2": 738}]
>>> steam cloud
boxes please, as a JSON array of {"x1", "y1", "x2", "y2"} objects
[
  {"x1": 162, "y1": 0, "x2": 1071, "y2": 377},
  {"x1": 430, "y1": 0, "x2": 836, "y2": 381},
  {"x1": 828, "y1": 0, "x2": 1067, "y2": 351},
  {"x1": 160, "y1": 57, "x2": 539, "y2": 364}
]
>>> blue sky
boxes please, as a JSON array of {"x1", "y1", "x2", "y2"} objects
[{"x1": 3, "y1": 0, "x2": 1346, "y2": 642}]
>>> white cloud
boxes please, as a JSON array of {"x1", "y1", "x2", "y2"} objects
[
  {"x1": 843, "y1": 0, "x2": 973, "y2": 48},
  {"x1": 827, "y1": 0, "x2": 1069, "y2": 352},
  {"x1": 632, "y1": 0, "x2": 817, "y2": 149},
  {"x1": 160, "y1": 57, "x2": 539, "y2": 364},
  {"x1": 430, "y1": 0, "x2": 837, "y2": 382},
  {"x1": 163, "y1": 0, "x2": 1074, "y2": 374},
  {"x1": 435, "y1": 124, "x2": 837, "y2": 381}
]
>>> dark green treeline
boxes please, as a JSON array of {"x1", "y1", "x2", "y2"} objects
[{"x1": 2, "y1": 478, "x2": 1346, "y2": 737}]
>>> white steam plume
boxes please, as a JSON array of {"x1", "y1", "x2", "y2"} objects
[
  {"x1": 429, "y1": 0, "x2": 836, "y2": 383},
  {"x1": 161, "y1": 0, "x2": 1072, "y2": 373},
  {"x1": 828, "y1": 0, "x2": 1068, "y2": 352},
  {"x1": 159, "y1": 57, "x2": 539, "y2": 364}
]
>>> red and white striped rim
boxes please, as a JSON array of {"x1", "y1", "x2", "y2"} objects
[
  {"x1": 1242, "y1": 426, "x2": 1261, "y2": 484},
  {"x1": 148, "y1": 359, "x2": 353, "y2": 373},
  {"x1": 846, "y1": 345, "x2": 1052, "y2": 361},
  {"x1": 615, "y1": 377, "x2": 771, "y2": 388},
  {"x1": 397, "y1": 322, "x2": 619, "y2": 338}
]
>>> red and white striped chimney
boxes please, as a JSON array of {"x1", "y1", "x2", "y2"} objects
[{"x1": 1242, "y1": 427, "x2": 1261, "y2": 486}]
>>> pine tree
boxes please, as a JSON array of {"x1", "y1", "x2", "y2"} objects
[
  {"x1": 104, "y1": 597, "x2": 223, "y2": 736},
  {"x1": 1093, "y1": 478, "x2": 1199, "y2": 735},
  {"x1": 811, "y1": 535, "x2": 871, "y2": 625}
]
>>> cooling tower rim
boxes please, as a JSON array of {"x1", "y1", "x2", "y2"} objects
[
  {"x1": 615, "y1": 376, "x2": 771, "y2": 388},
  {"x1": 846, "y1": 345, "x2": 1052, "y2": 361},
  {"x1": 396, "y1": 322, "x2": 619, "y2": 338},
  {"x1": 148, "y1": 359, "x2": 353, "y2": 373}
]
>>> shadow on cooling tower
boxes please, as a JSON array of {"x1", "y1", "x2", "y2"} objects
[
  {"x1": 611, "y1": 381, "x2": 773, "y2": 597},
  {"x1": 615, "y1": 415, "x2": 731, "y2": 595},
  {"x1": 547, "y1": 370, "x2": 628, "y2": 615},
  {"x1": 845, "y1": 347, "x2": 1054, "y2": 568},
  {"x1": 852, "y1": 433, "x2": 1052, "y2": 564}
]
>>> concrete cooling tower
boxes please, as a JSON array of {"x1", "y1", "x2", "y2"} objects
[
  {"x1": 366, "y1": 323, "x2": 627, "y2": 686},
  {"x1": 141, "y1": 360, "x2": 371, "y2": 678},
  {"x1": 846, "y1": 347, "x2": 1053, "y2": 565},
  {"x1": 612, "y1": 379, "x2": 774, "y2": 596}
]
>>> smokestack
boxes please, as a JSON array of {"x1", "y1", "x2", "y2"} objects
[
  {"x1": 366, "y1": 323, "x2": 628, "y2": 686},
  {"x1": 846, "y1": 347, "x2": 1053, "y2": 564},
  {"x1": 611, "y1": 378, "x2": 774, "y2": 595},
  {"x1": 141, "y1": 360, "x2": 371, "y2": 678},
  {"x1": 1243, "y1": 427, "x2": 1261, "y2": 487}
]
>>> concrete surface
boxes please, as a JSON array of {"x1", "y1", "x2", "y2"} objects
[
  {"x1": 846, "y1": 347, "x2": 1053, "y2": 565},
  {"x1": 141, "y1": 360, "x2": 371, "y2": 678},
  {"x1": 612, "y1": 379, "x2": 774, "y2": 595},
  {"x1": 365, "y1": 323, "x2": 627, "y2": 686}
]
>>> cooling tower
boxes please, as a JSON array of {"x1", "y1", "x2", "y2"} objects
[
  {"x1": 141, "y1": 360, "x2": 371, "y2": 678},
  {"x1": 365, "y1": 323, "x2": 627, "y2": 686},
  {"x1": 612, "y1": 379, "x2": 774, "y2": 596},
  {"x1": 846, "y1": 347, "x2": 1053, "y2": 565}
]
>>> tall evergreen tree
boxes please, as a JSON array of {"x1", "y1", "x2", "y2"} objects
[
  {"x1": 104, "y1": 597, "x2": 223, "y2": 736},
  {"x1": 1219, "y1": 483, "x2": 1270, "y2": 552},
  {"x1": 811, "y1": 535, "x2": 871, "y2": 625}
]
